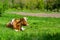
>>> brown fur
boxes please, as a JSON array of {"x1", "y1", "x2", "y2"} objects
[{"x1": 6, "y1": 18, "x2": 28, "y2": 31}]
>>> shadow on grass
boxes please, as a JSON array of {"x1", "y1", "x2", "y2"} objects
[{"x1": 43, "y1": 33, "x2": 60, "y2": 40}]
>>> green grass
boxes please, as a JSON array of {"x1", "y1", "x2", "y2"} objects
[
  {"x1": 5, "y1": 8, "x2": 60, "y2": 13},
  {"x1": 0, "y1": 13, "x2": 60, "y2": 40}
]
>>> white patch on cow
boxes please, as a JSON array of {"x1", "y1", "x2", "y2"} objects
[
  {"x1": 23, "y1": 17, "x2": 27, "y2": 22},
  {"x1": 21, "y1": 27, "x2": 25, "y2": 31},
  {"x1": 14, "y1": 29, "x2": 19, "y2": 32},
  {"x1": 11, "y1": 18, "x2": 15, "y2": 24},
  {"x1": 23, "y1": 17, "x2": 29, "y2": 26}
]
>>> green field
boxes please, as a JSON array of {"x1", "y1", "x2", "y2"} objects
[
  {"x1": 0, "y1": 13, "x2": 60, "y2": 40},
  {"x1": 6, "y1": 8, "x2": 60, "y2": 13}
]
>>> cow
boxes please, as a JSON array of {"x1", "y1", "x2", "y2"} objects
[{"x1": 6, "y1": 17, "x2": 29, "y2": 31}]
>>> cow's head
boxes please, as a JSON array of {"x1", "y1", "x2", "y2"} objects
[{"x1": 20, "y1": 17, "x2": 29, "y2": 26}]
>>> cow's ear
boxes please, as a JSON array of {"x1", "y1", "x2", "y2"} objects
[
  {"x1": 24, "y1": 17, "x2": 28, "y2": 20},
  {"x1": 23, "y1": 17, "x2": 27, "y2": 21},
  {"x1": 11, "y1": 18, "x2": 16, "y2": 21},
  {"x1": 23, "y1": 17, "x2": 26, "y2": 19}
]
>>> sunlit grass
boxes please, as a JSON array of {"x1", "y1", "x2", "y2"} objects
[{"x1": 0, "y1": 13, "x2": 60, "y2": 40}]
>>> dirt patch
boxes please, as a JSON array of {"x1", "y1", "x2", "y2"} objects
[{"x1": 9, "y1": 12, "x2": 60, "y2": 18}]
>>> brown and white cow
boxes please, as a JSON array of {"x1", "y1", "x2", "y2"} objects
[{"x1": 6, "y1": 17, "x2": 29, "y2": 31}]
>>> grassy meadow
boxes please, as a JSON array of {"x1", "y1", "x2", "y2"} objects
[{"x1": 0, "y1": 13, "x2": 60, "y2": 40}]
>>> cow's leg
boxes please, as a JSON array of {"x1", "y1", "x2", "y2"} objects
[
  {"x1": 12, "y1": 22, "x2": 19, "y2": 31},
  {"x1": 18, "y1": 25, "x2": 22, "y2": 31}
]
